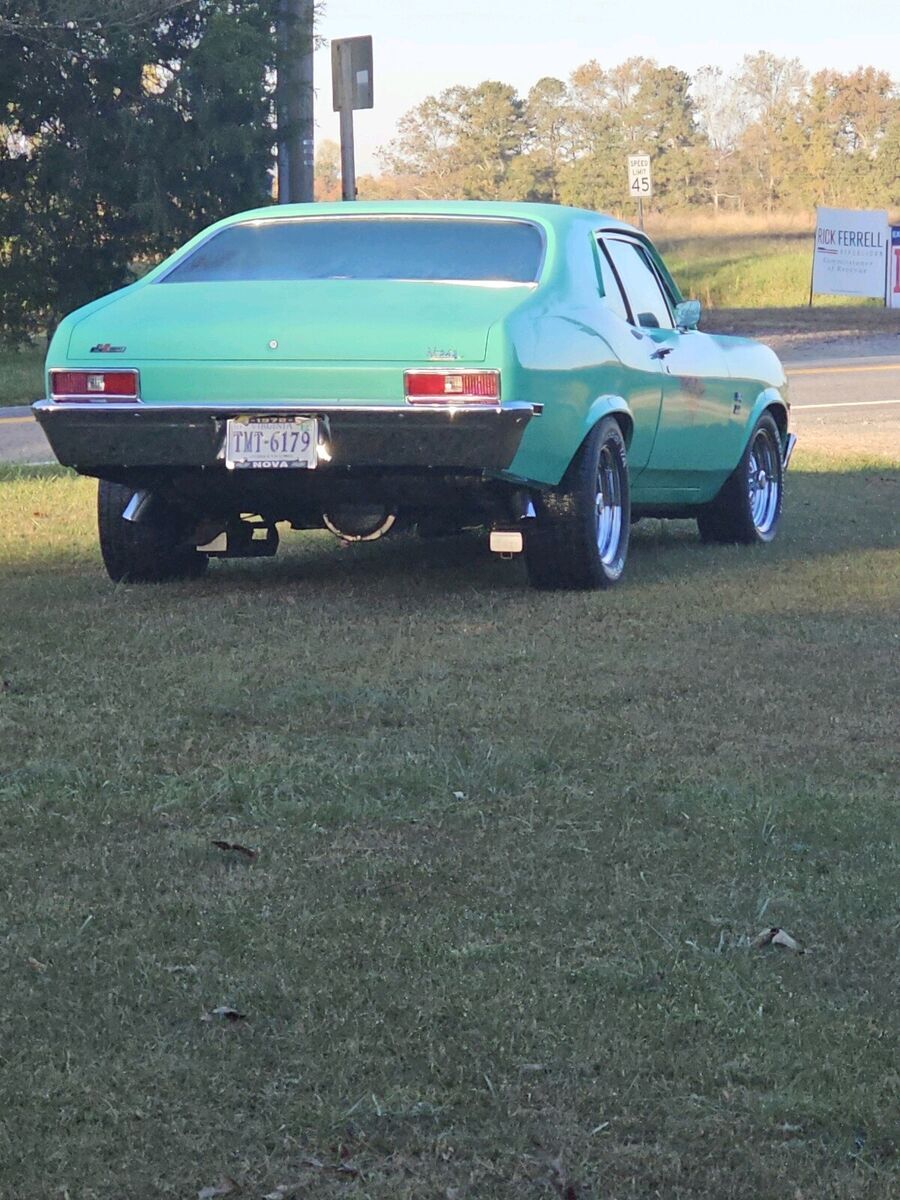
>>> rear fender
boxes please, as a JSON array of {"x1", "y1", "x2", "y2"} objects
[{"x1": 580, "y1": 394, "x2": 633, "y2": 449}]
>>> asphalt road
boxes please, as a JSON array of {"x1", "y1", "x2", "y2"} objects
[{"x1": 2, "y1": 348, "x2": 899, "y2": 466}]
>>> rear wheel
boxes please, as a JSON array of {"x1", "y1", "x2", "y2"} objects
[
  {"x1": 98, "y1": 480, "x2": 208, "y2": 583},
  {"x1": 698, "y1": 412, "x2": 784, "y2": 545},
  {"x1": 524, "y1": 416, "x2": 630, "y2": 589}
]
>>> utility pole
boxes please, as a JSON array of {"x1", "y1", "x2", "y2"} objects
[{"x1": 276, "y1": 0, "x2": 315, "y2": 203}]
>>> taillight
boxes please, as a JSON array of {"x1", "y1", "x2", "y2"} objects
[
  {"x1": 50, "y1": 369, "x2": 139, "y2": 401},
  {"x1": 404, "y1": 370, "x2": 500, "y2": 405}
]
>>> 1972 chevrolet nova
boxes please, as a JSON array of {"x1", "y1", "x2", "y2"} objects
[{"x1": 34, "y1": 201, "x2": 795, "y2": 588}]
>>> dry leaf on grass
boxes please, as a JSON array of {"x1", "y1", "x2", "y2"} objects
[
  {"x1": 197, "y1": 1176, "x2": 238, "y2": 1199},
  {"x1": 201, "y1": 1006, "x2": 247, "y2": 1023},
  {"x1": 298, "y1": 1155, "x2": 359, "y2": 1179},
  {"x1": 211, "y1": 840, "x2": 258, "y2": 861},
  {"x1": 753, "y1": 927, "x2": 804, "y2": 953},
  {"x1": 26, "y1": 956, "x2": 48, "y2": 972},
  {"x1": 263, "y1": 1185, "x2": 303, "y2": 1200}
]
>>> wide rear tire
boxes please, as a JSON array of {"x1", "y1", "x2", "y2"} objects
[
  {"x1": 524, "y1": 416, "x2": 630, "y2": 590},
  {"x1": 698, "y1": 412, "x2": 784, "y2": 545},
  {"x1": 98, "y1": 481, "x2": 208, "y2": 583}
]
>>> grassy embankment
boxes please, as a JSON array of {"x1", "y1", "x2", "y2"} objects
[
  {"x1": 0, "y1": 437, "x2": 897, "y2": 1198},
  {"x1": 649, "y1": 209, "x2": 892, "y2": 311},
  {"x1": 0, "y1": 343, "x2": 44, "y2": 407}
]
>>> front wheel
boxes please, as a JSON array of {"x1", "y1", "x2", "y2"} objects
[
  {"x1": 98, "y1": 481, "x2": 208, "y2": 583},
  {"x1": 524, "y1": 416, "x2": 630, "y2": 589},
  {"x1": 697, "y1": 412, "x2": 784, "y2": 545}
]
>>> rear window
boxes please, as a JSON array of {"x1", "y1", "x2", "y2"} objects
[{"x1": 161, "y1": 217, "x2": 544, "y2": 284}]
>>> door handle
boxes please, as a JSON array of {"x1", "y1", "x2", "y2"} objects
[{"x1": 650, "y1": 347, "x2": 674, "y2": 360}]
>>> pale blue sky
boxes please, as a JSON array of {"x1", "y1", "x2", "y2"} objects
[{"x1": 312, "y1": 0, "x2": 899, "y2": 173}]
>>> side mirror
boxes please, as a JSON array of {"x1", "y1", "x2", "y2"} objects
[{"x1": 674, "y1": 299, "x2": 701, "y2": 331}]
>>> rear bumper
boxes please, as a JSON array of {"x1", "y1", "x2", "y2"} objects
[{"x1": 32, "y1": 401, "x2": 534, "y2": 472}]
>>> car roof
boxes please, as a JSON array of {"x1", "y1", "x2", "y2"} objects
[{"x1": 214, "y1": 200, "x2": 641, "y2": 238}]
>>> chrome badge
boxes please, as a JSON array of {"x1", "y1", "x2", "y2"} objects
[
  {"x1": 90, "y1": 343, "x2": 126, "y2": 353},
  {"x1": 427, "y1": 347, "x2": 459, "y2": 361}
]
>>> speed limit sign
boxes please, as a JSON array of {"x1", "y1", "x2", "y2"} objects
[{"x1": 627, "y1": 154, "x2": 652, "y2": 198}]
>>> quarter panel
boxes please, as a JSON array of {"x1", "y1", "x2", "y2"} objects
[{"x1": 497, "y1": 225, "x2": 665, "y2": 487}]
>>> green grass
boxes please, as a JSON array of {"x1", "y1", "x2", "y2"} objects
[
  {"x1": 0, "y1": 343, "x2": 44, "y2": 407},
  {"x1": 656, "y1": 234, "x2": 884, "y2": 309},
  {"x1": 1, "y1": 456, "x2": 898, "y2": 1199}
]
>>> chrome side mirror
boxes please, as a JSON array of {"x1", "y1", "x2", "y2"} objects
[{"x1": 674, "y1": 299, "x2": 701, "y2": 331}]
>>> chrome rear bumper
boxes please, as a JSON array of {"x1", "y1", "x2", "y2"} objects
[{"x1": 32, "y1": 400, "x2": 534, "y2": 473}]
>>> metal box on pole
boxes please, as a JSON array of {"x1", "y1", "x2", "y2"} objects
[{"x1": 332, "y1": 35, "x2": 373, "y2": 202}]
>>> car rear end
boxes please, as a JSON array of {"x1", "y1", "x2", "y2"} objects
[{"x1": 35, "y1": 208, "x2": 547, "y2": 547}]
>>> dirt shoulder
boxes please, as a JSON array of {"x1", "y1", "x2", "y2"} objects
[{"x1": 701, "y1": 305, "x2": 900, "y2": 358}]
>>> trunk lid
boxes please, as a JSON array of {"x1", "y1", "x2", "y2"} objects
[{"x1": 66, "y1": 280, "x2": 533, "y2": 364}]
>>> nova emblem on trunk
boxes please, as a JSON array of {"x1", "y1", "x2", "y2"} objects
[
  {"x1": 427, "y1": 348, "x2": 459, "y2": 360},
  {"x1": 90, "y1": 343, "x2": 126, "y2": 353}
]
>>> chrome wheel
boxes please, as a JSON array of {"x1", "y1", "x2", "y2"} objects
[
  {"x1": 596, "y1": 443, "x2": 624, "y2": 566},
  {"x1": 697, "y1": 411, "x2": 785, "y2": 546},
  {"x1": 524, "y1": 416, "x2": 630, "y2": 589},
  {"x1": 747, "y1": 427, "x2": 781, "y2": 536}
]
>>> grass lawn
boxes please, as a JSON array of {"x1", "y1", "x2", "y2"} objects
[
  {"x1": 0, "y1": 342, "x2": 44, "y2": 407},
  {"x1": 0, "y1": 445, "x2": 897, "y2": 1199}
]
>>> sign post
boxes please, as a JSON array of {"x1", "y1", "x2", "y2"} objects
[
  {"x1": 331, "y1": 35, "x2": 374, "y2": 202},
  {"x1": 627, "y1": 154, "x2": 652, "y2": 230}
]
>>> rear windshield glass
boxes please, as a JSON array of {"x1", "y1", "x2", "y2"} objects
[{"x1": 161, "y1": 218, "x2": 543, "y2": 284}]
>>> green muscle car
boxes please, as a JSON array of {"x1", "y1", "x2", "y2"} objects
[{"x1": 34, "y1": 201, "x2": 795, "y2": 588}]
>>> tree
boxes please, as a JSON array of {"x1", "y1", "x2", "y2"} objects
[
  {"x1": 691, "y1": 66, "x2": 745, "y2": 210},
  {"x1": 734, "y1": 52, "x2": 808, "y2": 211},
  {"x1": 801, "y1": 68, "x2": 899, "y2": 206},
  {"x1": 378, "y1": 81, "x2": 526, "y2": 200},
  {"x1": 557, "y1": 57, "x2": 705, "y2": 212},
  {"x1": 518, "y1": 76, "x2": 574, "y2": 202},
  {"x1": 0, "y1": 2, "x2": 278, "y2": 343}
]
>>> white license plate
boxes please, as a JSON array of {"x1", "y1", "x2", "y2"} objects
[{"x1": 225, "y1": 415, "x2": 318, "y2": 470}]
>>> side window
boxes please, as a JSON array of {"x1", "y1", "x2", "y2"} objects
[
  {"x1": 594, "y1": 238, "x2": 629, "y2": 322},
  {"x1": 603, "y1": 238, "x2": 674, "y2": 330}
]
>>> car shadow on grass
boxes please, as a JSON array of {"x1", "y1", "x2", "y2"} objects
[
  {"x1": 1, "y1": 467, "x2": 896, "y2": 600},
  {"x1": 196, "y1": 465, "x2": 897, "y2": 598}
]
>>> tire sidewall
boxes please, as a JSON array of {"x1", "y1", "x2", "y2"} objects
[
  {"x1": 581, "y1": 417, "x2": 630, "y2": 583},
  {"x1": 742, "y1": 413, "x2": 784, "y2": 544}
]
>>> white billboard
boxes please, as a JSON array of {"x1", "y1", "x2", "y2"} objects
[{"x1": 812, "y1": 207, "x2": 889, "y2": 300}]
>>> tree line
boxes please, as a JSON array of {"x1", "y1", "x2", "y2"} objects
[
  {"x1": 0, "y1": 1, "x2": 278, "y2": 342},
  {"x1": 2, "y1": 3, "x2": 897, "y2": 344},
  {"x1": 371, "y1": 54, "x2": 899, "y2": 214}
]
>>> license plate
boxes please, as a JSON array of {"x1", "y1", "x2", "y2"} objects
[{"x1": 225, "y1": 415, "x2": 318, "y2": 470}]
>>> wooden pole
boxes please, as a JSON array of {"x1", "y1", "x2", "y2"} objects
[{"x1": 276, "y1": 0, "x2": 315, "y2": 203}]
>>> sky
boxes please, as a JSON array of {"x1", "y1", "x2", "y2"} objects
[{"x1": 311, "y1": 0, "x2": 900, "y2": 174}]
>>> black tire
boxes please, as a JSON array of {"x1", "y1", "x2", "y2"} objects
[
  {"x1": 697, "y1": 412, "x2": 784, "y2": 545},
  {"x1": 524, "y1": 416, "x2": 630, "y2": 589},
  {"x1": 97, "y1": 480, "x2": 208, "y2": 583}
]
